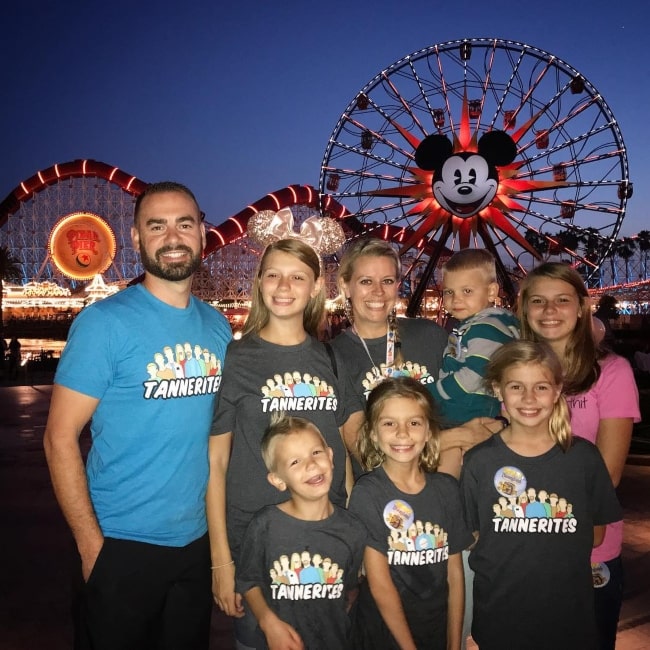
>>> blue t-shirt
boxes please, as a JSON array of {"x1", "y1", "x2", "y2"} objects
[{"x1": 55, "y1": 283, "x2": 232, "y2": 546}]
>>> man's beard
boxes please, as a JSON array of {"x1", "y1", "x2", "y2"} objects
[{"x1": 140, "y1": 245, "x2": 202, "y2": 281}]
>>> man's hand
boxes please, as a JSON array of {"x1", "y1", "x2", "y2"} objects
[{"x1": 80, "y1": 536, "x2": 104, "y2": 582}]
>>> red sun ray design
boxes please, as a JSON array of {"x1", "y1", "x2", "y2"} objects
[
  {"x1": 359, "y1": 91, "x2": 571, "y2": 261},
  {"x1": 320, "y1": 38, "x2": 630, "y2": 305}
]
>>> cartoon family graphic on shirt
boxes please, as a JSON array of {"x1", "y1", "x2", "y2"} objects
[
  {"x1": 362, "y1": 360, "x2": 434, "y2": 398},
  {"x1": 260, "y1": 372, "x2": 336, "y2": 399},
  {"x1": 493, "y1": 465, "x2": 574, "y2": 518},
  {"x1": 491, "y1": 466, "x2": 578, "y2": 535},
  {"x1": 269, "y1": 551, "x2": 343, "y2": 586},
  {"x1": 146, "y1": 342, "x2": 222, "y2": 381},
  {"x1": 382, "y1": 499, "x2": 449, "y2": 565},
  {"x1": 257, "y1": 371, "x2": 340, "y2": 414},
  {"x1": 142, "y1": 341, "x2": 223, "y2": 400},
  {"x1": 267, "y1": 550, "x2": 347, "y2": 601}
]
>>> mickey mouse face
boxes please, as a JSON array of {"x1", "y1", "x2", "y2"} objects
[
  {"x1": 415, "y1": 130, "x2": 517, "y2": 220},
  {"x1": 434, "y1": 153, "x2": 496, "y2": 217}
]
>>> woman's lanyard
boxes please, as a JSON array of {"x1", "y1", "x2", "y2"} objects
[{"x1": 352, "y1": 324, "x2": 396, "y2": 376}]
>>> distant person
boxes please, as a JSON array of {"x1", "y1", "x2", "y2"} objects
[
  {"x1": 8, "y1": 337, "x2": 21, "y2": 378},
  {"x1": 0, "y1": 337, "x2": 7, "y2": 376},
  {"x1": 633, "y1": 343, "x2": 650, "y2": 374},
  {"x1": 236, "y1": 412, "x2": 366, "y2": 649},
  {"x1": 43, "y1": 181, "x2": 232, "y2": 650},
  {"x1": 593, "y1": 294, "x2": 618, "y2": 348}
]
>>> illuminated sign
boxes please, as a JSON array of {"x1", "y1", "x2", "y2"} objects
[{"x1": 48, "y1": 212, "x2": 117, "y2": 280}]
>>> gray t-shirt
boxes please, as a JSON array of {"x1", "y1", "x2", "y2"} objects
[
  {"x1": 461, "y1": 435, "x2": 622, "y2": 649},
  {"x1": 237, "y1": 504, "x2": 366, "y2": 650},
  {"x1": 330, "y1": 317, "x2": 447, "y2": 402},
  {"x1": 211, "y1": 333, "x2": 363, "y2": 554},
  {"x1": 349, "y1": 467, "x2": 473, "y2": 649}
]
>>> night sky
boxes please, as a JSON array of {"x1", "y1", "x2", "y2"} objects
[{"x1": 2, "y1": 0, "x2": 647, "y2": 236}]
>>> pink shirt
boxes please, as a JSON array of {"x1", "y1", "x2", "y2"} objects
[{"x1": 567, "y1": 354, "x2": 641, "y2": 562}]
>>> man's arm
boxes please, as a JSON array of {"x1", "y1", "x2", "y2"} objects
[{"x1": 43, "y1": 384, "x2": 101, "y2": 581}]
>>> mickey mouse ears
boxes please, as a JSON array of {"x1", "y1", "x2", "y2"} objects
[{"x1": 247, "y1": 207, "x2": 346, "y2": 256}]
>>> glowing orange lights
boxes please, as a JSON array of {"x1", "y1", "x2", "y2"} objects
[{"x1": 48, "y1": 212, "x2": 117, "y2": 280}]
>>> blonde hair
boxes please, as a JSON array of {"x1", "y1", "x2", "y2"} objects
[
  {"x1": 484, "y1": 340, "x2": 572, "y2": 451},
  {"x1": 358, "y1": 376, "x2": 441, "y2": 471},
  {"x1": 243, "y1": 239, "x2": 325, "y2": 337},
  {"x1": 337, "y1": 238, "x2": 401, "y2": 289},
  {"x1": 518, "y1": 262, "x2": 602, "y2": 394},
  {"x1": 442, "y1": 248, "x2": 497, "y2": 283},
  {"x1": 260, "y1": 412, "x2": 325, "y2": 472}
]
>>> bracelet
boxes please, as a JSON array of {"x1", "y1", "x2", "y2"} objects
[{"x1": 211, "y1": 560, "x2": 234, "y2": 570}]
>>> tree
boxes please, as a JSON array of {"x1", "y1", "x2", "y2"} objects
[
  {"x1": 524, "y1": 230, "x2": 549, "y2": 257},
  {"x1": 635, "y1": 230, "x2": 650, "y2": 280},
  {"x1": 578, "y1": 228, "x2": 611, "y2": 288},
  {"x1": 0, "y1": 246, "x2": 22, "y2": 332},
  {"x1": 548, "y1": 229, "x2": 579, "y2": 262},
  {"x1": 613, "y1": 237, "x2": 637, "y2": 283}
]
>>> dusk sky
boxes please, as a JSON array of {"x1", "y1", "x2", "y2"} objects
[{"x1": 2, "y1": 0, "x2": 648, "y2": 237}]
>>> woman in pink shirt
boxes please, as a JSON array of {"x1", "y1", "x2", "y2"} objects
[{"x1": 518, "y1": 262, "x2": 640, "y2": 650}]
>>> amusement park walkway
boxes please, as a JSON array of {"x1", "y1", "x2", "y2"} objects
[{"x1": 1, "y1": 372, "x2": 649, "y2": 649}]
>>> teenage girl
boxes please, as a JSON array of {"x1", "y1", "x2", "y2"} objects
[
  {"x1": 207, "y1": 233, "x2": 364, "y2": 649},
  {"x1": 349, "y1": 376, "x2": 472, "y2": 650},
  {"x1": 518, "y1": 262, "x2": 640, "y2": 649},
  {"x1": 460, "y1": 340, "x2": 621, "y2": 650}
]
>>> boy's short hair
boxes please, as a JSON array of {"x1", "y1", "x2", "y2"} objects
[
  {"x1": 442, "y1": 248, "x2": 497, "y2": 283},
  {"x1": 260, "y1": 412, "x2": 325, "y2": 472}
]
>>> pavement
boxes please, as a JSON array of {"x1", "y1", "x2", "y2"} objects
[{"x1": 1, "y1": 379, "x2": 649, "y2": 649}]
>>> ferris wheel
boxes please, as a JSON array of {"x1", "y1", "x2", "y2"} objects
[{"x1": 319, "y1": 37, "x2": 631, "y2": 305}]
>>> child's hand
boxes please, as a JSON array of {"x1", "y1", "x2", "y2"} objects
[{"x1": 261, "y1": 615, "x2": 304, "y2": 650}]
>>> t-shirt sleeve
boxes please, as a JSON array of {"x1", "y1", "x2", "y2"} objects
[
  {"x1": 339, "y1": 509, "x2": 367, "y2": 590},
  {"x1": 582, "y1": 442, "x2": 623, "y2": 525},
  {"x1": 348, "y1": 477, "x2": 388, "y2": 555},
  {"x1": 324, "y1": 341, "x2": 364, "y2": 427},
  {"x1": 235, "y1": 513, "x2": 267, "y2": 595},
  {"x1": 338, "y1": 360, "x2": 365, "y2": 420},
  {"x1": 437, "y1": 473, "x2": 475, "y2": 554},
  {"x1": 210, "y1": 344, "x2": 238, "y2": 435},
  {"x1": 459, "y1": 452, "x2": 481, "y2": 533},
  {"x1": 54, "y1": 306, "x2": 116, "y2": 399},
  {"x1": 597, "y1": 355, "x2": 641, "y2": 422}
]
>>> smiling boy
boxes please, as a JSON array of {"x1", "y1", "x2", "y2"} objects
[{"x1": 236, "y1": 413, "x2": 366, "y2": 649}]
